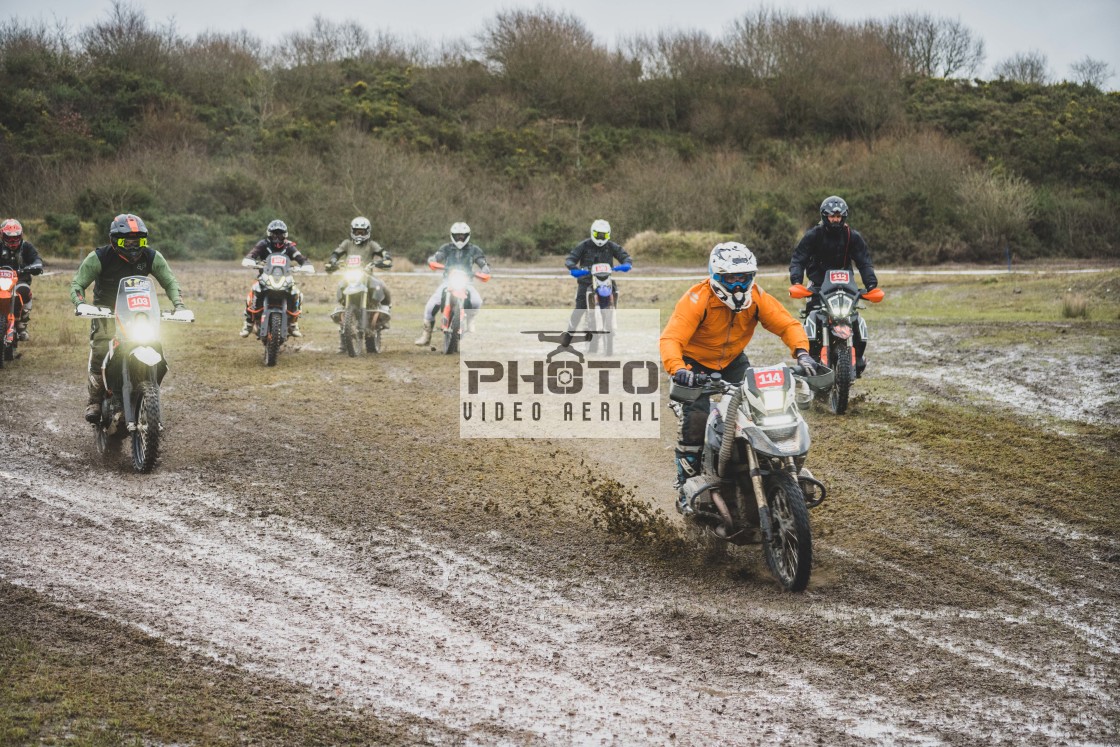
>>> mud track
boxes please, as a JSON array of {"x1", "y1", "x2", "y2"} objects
[{"x1": 1, "y1": 263, "x2": 1117, "y2": 745}]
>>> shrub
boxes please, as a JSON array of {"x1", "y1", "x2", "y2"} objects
[
  {"x1": 1060, "y1": 294, "x2": 1089, "y2": 319},
  {"x1": 626, "y1": 230, "x2": 737, "y2": 266}
]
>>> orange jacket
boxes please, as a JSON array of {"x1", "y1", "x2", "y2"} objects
[{"x1": 660, "y1": 281, "x2": 809, "y2": 374}]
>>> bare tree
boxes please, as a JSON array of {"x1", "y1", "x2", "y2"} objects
[
  {"x1": 1069, "y1": 56, "x2": 1113, "y2": 88},
  {"x1": 993, "y1": 50, "x2": 1050, "y2": 84},
  {"x1": 879, "y1": 14, "x2": 985, "y2": 78}
]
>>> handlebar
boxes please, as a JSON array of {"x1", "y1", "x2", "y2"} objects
[{"x1": 789, "y1": 282, "x2": 884, "y2": 302}]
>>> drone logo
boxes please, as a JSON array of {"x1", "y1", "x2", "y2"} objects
[{"x1": 521, "y1": 329, "x2": 607, "y2": 363}]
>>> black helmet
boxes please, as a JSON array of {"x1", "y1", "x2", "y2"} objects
[
  {"x1": 820, "y1": 196, "x2": 849, "y2": 234},
  {"x1": 109, "y1": 213, "x2": 149, "y2": 262},
  {"x1": 267, "y1": 219, "x2": 288, "y2": 249}
]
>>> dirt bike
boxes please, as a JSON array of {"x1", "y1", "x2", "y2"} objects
[
  {"x1": 328, "y1": 254, "x2": 389, "y2": 356},
  {"x1": 670, "y1": 363, "x2": 834, "y2": 592},
  {"x1": 790, "y1": 272, "x2": 884, "y2": 415},
  {"x1": 580, "y1": 262, "x2": 618, "y2": 356},
  {"x1": 76, "y1": 277, "x2": 194, "y2": 473},
  {"x1": 0, "y1": 267, "x2": 24, "y2": 367},
  {"x1": 429, "y1": 263, "x2": 490, "y2": 355},
  {"x1": 243, "y1": 255, "x2": 313, "y2": 367}
]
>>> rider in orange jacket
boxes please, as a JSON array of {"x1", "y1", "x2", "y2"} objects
[{"x1": 660, "y1": 242, "x2": 814, "y2": 513}]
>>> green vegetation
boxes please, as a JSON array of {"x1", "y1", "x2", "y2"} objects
[{"x1": 0, "y1": 4, "x2": 1117, "y2": 264}]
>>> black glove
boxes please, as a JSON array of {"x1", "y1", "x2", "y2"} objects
[
  {"x1": 29, "y1": 266, "x2": 43, "y2": 276},
  {"x1": 864, "y1": 282, "x2": 877, "y2": 292},
  {"x1": 673, "y1": 369, "x2": 695, "y2": 387},
  {"x1": 796, "y1": 351, "x2": 816, "y2": 377}
]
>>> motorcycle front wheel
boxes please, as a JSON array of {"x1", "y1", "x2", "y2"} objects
[
  {"x1": 828, "y1": 340, "x2": 852, "y2": 415},
  {"x1": 441, "y1": 300, "x2": 460, "y2": 355},
  {"x1": 131, "y1": 381, "x2": 161, "y2": 473},
  {"x1": 762, "y1": 470, "x2": 812, "y2": 592},
  {"x1": 342, "y1": 305, "x2": 360, "y2": 357},
  {"x1": 264, "y1": 314, "x2": 282, "y2": 367}
]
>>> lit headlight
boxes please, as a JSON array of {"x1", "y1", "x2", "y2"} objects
[
  {"x1": 761, "y1": 389, "x2": 786, "y2": 413},
  {"x1": 344, "y1": 269, "x2": 363, "y2": 284},
  {"x1": 761, "y1": 414, "x2": 795, "y2": 426},
  {"x1": 0, "y1": 278, "x2": 12, "y2": 291},
  {"x1": 448, "y1": 271, "x2": 469, "y2": 291},
  {"x1": 127, "y1": 315, "x2": 157, "y2": 343},
  {"x1": 827, "y1": 295, "x2": 854, "y2": 318}
]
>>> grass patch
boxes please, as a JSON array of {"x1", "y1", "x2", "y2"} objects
[{"x1": 1061, "y1": 293, "x2": 1090, "y2": 318}]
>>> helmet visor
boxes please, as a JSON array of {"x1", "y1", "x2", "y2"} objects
[
  {"x1": 592, "y1": 230, "x2": 609, "y2": 242},
  {"x1": 352, "y1": 227, "x2": 369, "y2": 238},
  {"x1": 3, "y1": 235, "x2": 20, "y2": 249},
  {"x1": 451, "y1": 233, "x2": 469, "y2": 244},
  {"x1": 714, "y1": 271, "x2": 755, "y2": 293}
]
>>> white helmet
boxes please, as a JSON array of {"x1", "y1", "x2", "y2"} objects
[
  {"x1": 450, "y1": 222, "x2": 471, "y2": 249},
  {"x1": 590, "y1": 219, "x2": 611, "y2": 247},
  {"x1": 708, "y1": 242, "x2": 758, "y2": 312},
  {"x1": 350, "y1": 216, "x2": 371, "y2": 245}
]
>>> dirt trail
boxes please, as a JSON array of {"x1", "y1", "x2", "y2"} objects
[{"x1": 2, "y1": 265, "x2": 1118, "y2": 745}]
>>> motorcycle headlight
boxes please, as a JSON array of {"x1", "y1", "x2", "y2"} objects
[
  {"x1": 448, "y1": 271, "x2": 469, "y2": 292},
  {"x1": 127, "y1": 314, "x2": 157, "y2": 343},
  {"x1": 0, "y1": 277, "x2": 12, "y2": 292},
  {"x1": 761, "y1": 389, "x2": 786, "y2": 413},
  {"x1": 344, "y1": 269, "x2": 363, "y2": 284},
  {"x1": 827, "y1": 295, "x2": 854, "y2": 318}
]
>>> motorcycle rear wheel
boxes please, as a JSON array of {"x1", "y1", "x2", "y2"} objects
[
  {"x1": 131, "y1": 381, "x2": 161, "y2": 473},
  {"x1": 264, "y1": 314, "x2": 282, "y2": 367},
  {"x1": 828, "y1": 340, "x2": 852, "y2": 415},
  {"x1": 762, "y1": 470, "x2": 812, "y2": 592},
  {"x1": 342, "y1": 306, "x2": 360, "y2": 357}
]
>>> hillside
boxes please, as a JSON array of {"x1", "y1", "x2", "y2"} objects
[{"x1": 0, "y1": 6, "x2": 1117, "y2": 264}]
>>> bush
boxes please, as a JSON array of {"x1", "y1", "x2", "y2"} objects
[
  {"x1": 151, "y1": 213, "x2": 234, "y2": 260},
  {"x1": 626, "y1": 230, "x2": 737, "y2": 266}
]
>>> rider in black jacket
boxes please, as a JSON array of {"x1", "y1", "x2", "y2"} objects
[
  {"x1": 789, "y1": 196, "x2": 878, "y2": 375},
  {"x1": 0, "y1": 219, "x2": 44, "y2": 341},
  {"x1": 240, "y1": 219, "x2": 312, "y2": 338}
]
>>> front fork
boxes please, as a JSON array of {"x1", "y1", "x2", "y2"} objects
[{"x1": 745, "y1": 446, "x2": 773, "y2": 545}]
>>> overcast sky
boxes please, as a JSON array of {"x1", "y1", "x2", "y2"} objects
[{"x1": 6, "y1": 0, "x2": 1118, "y2": 87}]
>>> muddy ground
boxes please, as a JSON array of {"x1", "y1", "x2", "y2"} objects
[{"x1": 1, "y1": 261, "x2": 1118, "y2": 745}]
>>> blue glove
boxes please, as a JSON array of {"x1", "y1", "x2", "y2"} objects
[
  {"x1": 614, "y1": 263, "x2": 631, "y2": 272},
  {"x1": 672, "y1": 369, "x2": 695, "y2": 387},
  {"x1": 570, "y1": 268, "x2": 590, "y2": 278}
]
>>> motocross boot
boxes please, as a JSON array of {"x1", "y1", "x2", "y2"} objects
[
  {"x1": 85, "y1": 375, "x2": 104, "y2": 424},
  {"x1": 673, "y1": 447, "x2": 701, "y2": 515},
  {"x1": 377, "y1": 304, "x2": 391, "y2": 329},
  {"x1": 239, "y1": 314, "x2": 253, "y2": 338},
  {"x1": 288, "y1": 322, "x2": 303, "y2": 337},
  {"x1": 337, "y1": 330, "x2": 346, "y2": 354},
  {"x1": 15, "y1": 307, "x2": 29, "y2": 341},
  {"x1": 414, "y1": 321, "x2": 433, "y2": 346}
]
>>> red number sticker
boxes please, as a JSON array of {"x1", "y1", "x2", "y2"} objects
[
  {"x1": 127, "y1": 295, "x2": 151, "y2": 310},
  {"x1": 754, "y1": 369, "x2": 785, "y2": 388},
  {"x1": 270, "y1": 254, "x2": 286, "y2": 265},
  {"x1": 0, "y1": 269, "x2": 13, "y2": 279},
  {"x1": 829, "y1": 270, "x2": 850, "y2": 283},
  {"x1": 347, "y1": 255, "x2": 361, "y2": 266}
]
